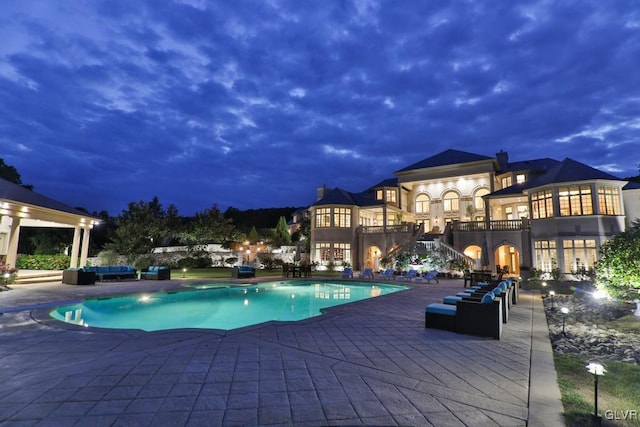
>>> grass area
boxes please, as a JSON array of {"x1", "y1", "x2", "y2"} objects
[
  {"x1": 605, "y1": 315, "x2": 640, "y2": 334},
  {"x1": 554, "y1": 353, "x2": 640, "y2": 426},
  {"x1": 177, "y1": 268, "x2": 344, "y2": 280}
]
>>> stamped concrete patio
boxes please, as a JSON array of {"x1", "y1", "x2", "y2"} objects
[{"x1": 0, "y1": 277, "x2": 563, "y2": 426}]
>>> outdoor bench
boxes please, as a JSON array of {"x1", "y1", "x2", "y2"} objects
[{"x1": 140, "y1": 266, "x2": 171, "y2": 280}]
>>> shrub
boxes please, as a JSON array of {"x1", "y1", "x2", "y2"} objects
[
  {"x1": 16, "y1": 254, "x2": 70, "y2": 270},
  {"x1": 97, "y1": 250, "x2": 119, "y2": 266},
  {"x1": 133, "y1": 254, "x2": 156, "y2": 271},
  {"x1": 177, "y1": 256, "x2": 212, "y2": 268},
  {"x1": 596, "y1": 220, "x2": 640, "y2": 300}
]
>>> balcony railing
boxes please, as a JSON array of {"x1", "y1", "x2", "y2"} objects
[
  {"x1": 453, "y1": 219, "x2": 530, "y2": 232},
  {"x1": 358, "y1": 224, "x2": 417, "y2": 234}
]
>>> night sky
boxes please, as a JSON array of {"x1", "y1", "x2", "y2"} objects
[{"x1": 2, "y1": 1, "x2": 640, "y2": 216}]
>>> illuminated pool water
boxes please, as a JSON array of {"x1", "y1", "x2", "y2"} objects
[{"x1": 50, "y1": 280, "x2": 407, "y2": 331}]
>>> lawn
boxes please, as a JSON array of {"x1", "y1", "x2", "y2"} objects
[{"x1": 554, "y1": 353, "x2": 640, "y2": 426}]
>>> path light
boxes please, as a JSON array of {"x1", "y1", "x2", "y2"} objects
[
  {"x1": 549, "y1": 290, "x2": 556, "y2": 309},
  {"x1": 182, "y1": 268, "x2": 187, "y2": 278},
  {"x1": 560, "y1": 306, "x2": 569, "y2": 335},
  {"x1": 586, "y1": 360, "x2": 607, "y2": 426}
]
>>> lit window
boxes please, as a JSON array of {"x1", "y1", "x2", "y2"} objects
[
  {"x1": 315, "y1": 208, "x2": 331, "y2": 227},
  {"x1": 376, "y1": 190, "x2": 383, "y2": 200},
  {"x1": 315, "y1": 243, "x2": 331, "y2": 262},
  {"x1": 505, "y1": 206, "x2": 514, "y2": 220},
  {"x1": 562, "y1": 240, "x2": 597, "y2": 273},
  {"x1": 443, "y1": 191, "x2": 459, "y2": 212},
  {"x1": 558, "y1": 185, "x2": 592, "y2": 216},
  {"x1": 501, "y1": 176, "x2": 512, "y2": 188},
  {"x1": 474, "y1": 188, "x2": 489, "y2": 210},
  {"x1": 597, "y1": 187, "x2": 621, "y2": 215},
  {"x1": 333, "y1": 243, "x2": 351, "y2": 264},
  {"x1": 534, "y1": 240, "x2": 557, "y2": 271},
  {"x1": 415, "y1": 194, "x2": 430, "y2": 213},
  {"x1": 531, "y1": 190, "x2": 553, "y2": 219},
  {"x1": 385, "y1": 189, "x2": 397, "y2": 203},
  {"x1": 333, "y1": 208, "x2": 352, "y2": 228},
  {"x1": 516, "y1": 174, "x2": 526, "y2": 184}
]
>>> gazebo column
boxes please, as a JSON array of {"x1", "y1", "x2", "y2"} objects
[
  {"x1": 79, "y1": 226, "x2": 91, "y2": 267},
  {"x1": 69, "y1": 226, "x2": 82, "y2": 268},
  {"x1": 6, "y1": 216, "x2": 21, "y2": 268}
]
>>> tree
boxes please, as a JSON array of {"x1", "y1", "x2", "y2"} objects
[
  {"x1": 595, "y1": 220, "x2": 640, "y2": 300},
  {"x1": 107, "y1": 197, "x2": 178, "y2": 256},
  {"x1": 0, "y1": 158, "x2": 33, "y2": 189},
  {"x1": 272, "y1": 216, "x2": 291, "y2": 247},
  {"x1": 247, "y1": 226, "x2": 260, "y2": 244},
  {"x1": 181, "y1": 205, "x2": 235, "y2": 247}
]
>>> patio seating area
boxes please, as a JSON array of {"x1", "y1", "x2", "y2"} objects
[{"x1": 0, "y1": 277, "x2": 563, "y2": 426}]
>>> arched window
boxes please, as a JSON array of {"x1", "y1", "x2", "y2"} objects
[
  {"x1": 474, "y1": 188, "x2": 490, "y2": 210},
  {"x1": 443, "y1": 191, "x2": 459, "y2": 212},
  {"x1": 415, "y1": 194, "x2": 430, "y2": 213}
]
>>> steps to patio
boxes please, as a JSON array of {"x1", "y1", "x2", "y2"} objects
[{"x1": 14, "y1": 270, "x2": 62, "y2": 285}]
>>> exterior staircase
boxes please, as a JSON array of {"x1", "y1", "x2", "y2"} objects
[{"x1": 14, "y1": 270, "x2": 63, "y2": 284}]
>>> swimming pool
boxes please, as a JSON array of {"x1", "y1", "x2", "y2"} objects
[{"x1": 49, "y1": 280, "x2": 407, "y2": 331}]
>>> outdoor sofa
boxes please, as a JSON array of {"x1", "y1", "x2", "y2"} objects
[
  {"x1": 140, "y1": 265, "x2": 171, "y2": 280},
  {"x1": 83, "y1": 265, "x2": 137, "y2": 281},
  {"x1": 425, "y1": 292, "x2": 503, "y2": 339}
]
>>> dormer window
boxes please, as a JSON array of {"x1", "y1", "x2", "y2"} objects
[
  {"x1": 516, "y1": 174, "x2": 526, "y2": 184},
  {"x1": 501, "y1": 176, "x2": 512, "y2": 188},
  {"x1": 385, "y1": 189, "x2": 397, "y2": 203}
]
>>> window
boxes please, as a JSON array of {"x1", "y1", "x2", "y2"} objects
[
  {"x1": 505, "y1": 206, "x2": 514, "y2": 220},
  {"x1": 534, "y1": 240, "x2": 557, "y2": 272},
  {"x1": 417, "y1": 219, "x2": 430, "y2": 231},
  {"x1": 376, "y1": 190, "x2": 383, "y2": 201},
  {"x1": 598, "y1": 187, "x2": 621, "y2": 215},
  {"x1": 315, "y1": 208, "x2": 331, "y2": 227},
  {"x1": 501, "y1": 176, "x2": 512, "y2": 188},
  {"x1": 333, "y1": 243, "x2": 351, "y2": 265},
  {"x1": 516, "y1": 174, "x2": 526, "y2": 184},
  {"x1": 531, "y1": 190, "x2": 553, "y2": 219},
  {"x1": 385, "y1": 189, "x2": 397, "y2": 203},
  {"x1": 315, "y1": 243, "x2": 331, "y2": 263},
  {"x1": 333, "y1": 208, "x2": 351, "y2": 228},
  {"x1": 517, "y1": 205, "x2": 528, "y2": 218},
  {"x1": 415, "y1": 194, "x2": 430, "y2": 213},
  {"x1": 443, "y1": 191, "x2": 459, "y2": 212},
  {"x1": 562, "y1": 240, "x2": 597, "y2": 273},
  {"x1": 558, "y1": 185, "x2": 592, "y2": 216},
  {"x1": 474, "y1": 188, "x2": 489, "y2": 211}
]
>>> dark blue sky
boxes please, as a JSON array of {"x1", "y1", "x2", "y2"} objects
[{"x1": 2, "y1": 1, "x2": 640, "y2": 216}]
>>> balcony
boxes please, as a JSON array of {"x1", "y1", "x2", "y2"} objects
[{"x1": 453, "y1": 219, "x2": 530, "y2": 232}]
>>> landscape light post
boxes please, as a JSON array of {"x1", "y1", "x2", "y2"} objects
[
  {"x1": 586, "y1": 360, "x2": 606, "y2": 426},
  {"x1": 549, "y1": 290, "x2": 556, "y2": 309},
  {"x1": 182, "y1": 268, "x2": 187, "y2": 278},
  {"x1": 560, "y1": 306, "x2": 569, "y2": 335}
]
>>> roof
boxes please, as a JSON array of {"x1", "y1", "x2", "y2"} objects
[
  {"x1": 623, "y1": 180, "x2": 640, "y2": 190},
  {"x1": 526, "y1": 158, "x2": 623, "y2": 188},
  {"x1": 504, "y1": 158, "x2": 560, "y2": 173},
  {"x1": 395, "y1": 149, "x2": 494, "y2": 173},
  {"x1": 367, "y1": 177, "x2": 398, "y2": 190},
  {"x1": 312, "y1": 187, "x2": 382, "y2": 207},
  {"x1": 0, "y1": 177, "x2": 93, "y2": 217}
]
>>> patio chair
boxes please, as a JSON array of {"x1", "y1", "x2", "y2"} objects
[
  {"x1": 400, "y1": 269, "x2": 418, "y2": 281},
  {"x1": 423, "y1": 270, "x2": 439, "y2": 283},
  {"x1": 342, "y1": 267, "x2": 354, "y2": 279},
  {"x1": 379, "y1": 268, "x2": 395, "y2": 280},
  {"x1": 358, "y1": 268, "x2": 374, "y2": 279}
]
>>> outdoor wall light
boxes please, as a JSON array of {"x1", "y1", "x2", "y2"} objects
[
  {"x1": 586, "y1": 360, "x2": 607, "y2": 425},
  {"x1": 549, "y1": 290, "x2": 556, "y2": 309},
  {"x1": 560, "y1": 306, "x2": 569, "y2": 335}
]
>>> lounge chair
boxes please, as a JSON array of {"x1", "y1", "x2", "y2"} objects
[
  {"x1": 379, "y1": 268, "x2": 395, "y2": 280},
  {"x1": 423, "y1": 270, "x2": 439, "y2": 283},
  {"x1": 358, "y1": 268, "x2": 374, "y2": 279},
  {"x1": 400, "y1": 269, "x2": 418, "y2": 281},
  {"x1": 342, "y1": 267, "x2": 354, "y2": 279}
]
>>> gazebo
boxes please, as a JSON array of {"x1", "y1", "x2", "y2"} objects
[{"x1": 0, "y1": 178, "x2": 99, "y2": 269}]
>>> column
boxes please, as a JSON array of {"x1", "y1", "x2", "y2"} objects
[
  {"x1": 79, "y1": 227, "x2": 91, "y2": 267},
  {"x1": 69, "y1": 226, "x2": 82, "y2": 268},
  {"x1": 5, "y1": 216, "x2": 21, "y2": 268}
]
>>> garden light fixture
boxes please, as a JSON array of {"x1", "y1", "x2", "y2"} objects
[
  {"x1": 182, "y1": 268, "x2": 187, "y2": 278},
  {"x1": 586, "y1": 360, "x2": 606, "y2": 425},
  {"x1": 560, "y1": 306, "x2": 569, "y2": 335},
  {"x1": 549, "y1": 290, "x2": 556, "y2": 309}
]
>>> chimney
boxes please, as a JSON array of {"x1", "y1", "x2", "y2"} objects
[
  {"x1": 496, "y1": 150, "x2": 509, "y2": 171},
  {"x1": 317, "y1": 185, "x2": 328, "y2": 201}
]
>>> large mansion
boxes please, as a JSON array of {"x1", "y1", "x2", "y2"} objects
[{"x1": 309, "y1": 149, "x2": 640, "y2": 277}]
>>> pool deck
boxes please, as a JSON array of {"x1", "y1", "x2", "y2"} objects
[{"x1": 0, "y1": 277, "x2": 564, "y2": 426}]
